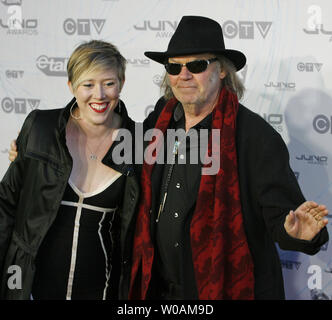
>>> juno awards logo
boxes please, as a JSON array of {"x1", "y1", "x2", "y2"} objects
[{"x1": 0, "y1": 0, "x2": 38, "y2": 35}]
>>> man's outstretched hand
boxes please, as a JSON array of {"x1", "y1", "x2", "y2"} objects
[{"x1": 284, "y1": 201, "x2": 328, "y2": 241}]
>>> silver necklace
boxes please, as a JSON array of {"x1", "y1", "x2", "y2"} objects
[{"x1": 73, "y1": 119, "x2": 114, "y2": 161}]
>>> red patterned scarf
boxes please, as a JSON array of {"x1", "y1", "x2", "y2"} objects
[{"x1": 129, "y1": 87, "x2": 254, "y2": 299}]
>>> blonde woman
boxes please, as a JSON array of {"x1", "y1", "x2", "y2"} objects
[{"x1": 0, "y1": 40, "x2": 139, "y2": 300}]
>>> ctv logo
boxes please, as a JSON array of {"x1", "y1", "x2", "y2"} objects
[
  {"x1": 222, "y1": 20, "x2": 272, "y2": 39},
  {"x1": 5, "y1": 70, "x2": 24, "y2": 79},
  {"x1": 63, "y1": 19, "x2": 106, "y2": 35},
  {"x1": 313, "y1": 115, "x2": 332, "y2": 134},
  {"x1": 152, "y1": 74, "x2": 163, "y2": 87},
  {"x1": 1, "y1": 97, "x2": 40, "y2": 113},
  {"x1": 297, "y1": 62, "x2": 323, "y2": 72}
]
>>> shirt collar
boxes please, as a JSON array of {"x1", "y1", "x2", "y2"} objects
[{"x1": 173, "y1": 103, "x2": 212, "y2": 130}]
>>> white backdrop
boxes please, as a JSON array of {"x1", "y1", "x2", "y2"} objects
[{"x1": 1, "y1": 0, "x2": 332, "y2": 300}]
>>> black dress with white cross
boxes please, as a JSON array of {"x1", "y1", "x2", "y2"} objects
[{"x1": 32, "y1": 172, "x2": 125, "y2": 300}]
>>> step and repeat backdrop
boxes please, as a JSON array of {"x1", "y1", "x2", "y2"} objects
[{"x1": 0, "y1": 0, "x2": 332, "y2": 300}]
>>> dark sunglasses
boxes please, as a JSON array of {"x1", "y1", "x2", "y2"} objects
[{"x1": 164, "y1": 58, "x2": 218, "y2": 75}]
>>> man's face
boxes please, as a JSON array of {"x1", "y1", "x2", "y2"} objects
[{"x1": 167, "y1": 53, "x2": 226, "y2": 109}]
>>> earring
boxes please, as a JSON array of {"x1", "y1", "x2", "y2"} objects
[
  {"x1": 118, "y1": 99, "x2": 122, "y2": 113},
  {"x1": 70, "y1": 99, "x2": 81, "y2": 120}
]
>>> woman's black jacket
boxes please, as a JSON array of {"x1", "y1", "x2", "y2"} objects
[{"x1": 0, "y1": 98, "x2": 140, "y2": 299}]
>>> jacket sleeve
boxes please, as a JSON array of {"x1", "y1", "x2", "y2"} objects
[
  {"x1": 143, "y1": 96, "x2": 167, "y2": 132},
  {"x1": 0, "y1": 110, "x2": 37, "y2": 273},
  {"x1": 254, "y1": 121, "x2": 328, "y2": 255}
]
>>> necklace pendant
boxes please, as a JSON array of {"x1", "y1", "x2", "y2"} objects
[{"x1": 90, "y1": 154, "x2": 97, "y2": 161}]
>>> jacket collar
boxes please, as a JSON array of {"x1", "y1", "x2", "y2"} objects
[
  {"x1": 57, "y1": 98, "x2": 74, "y2": 143},
  {"x1": 100, "y1": 100, "x2": 136, "y2": 176},
  {"x1": 29, "y1": 97, "x2": 136, "y2": 176}
]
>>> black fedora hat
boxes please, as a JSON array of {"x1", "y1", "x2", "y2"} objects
[{"x1": 144, "y1": 16, "x2": 246, "y2": 71}]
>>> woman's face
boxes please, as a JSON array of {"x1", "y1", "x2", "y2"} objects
[{"x1": 68, "y1": 68, "x2": 123, "y2": 126}]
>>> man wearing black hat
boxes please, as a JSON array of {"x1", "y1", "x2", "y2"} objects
[{"x1": 129, "y1": 16, "x2": 329, "y2": 300}]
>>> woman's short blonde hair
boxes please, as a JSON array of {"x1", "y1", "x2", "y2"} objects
[
  {"x1": 67, "y1": 40, "x2": 127, "y2": 91},
  {"x1": 161, "y1": 54, "x2": 245, "y2": 100}
]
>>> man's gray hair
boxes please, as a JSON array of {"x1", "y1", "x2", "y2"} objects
[{"x1": 160, "y1": 55, "x2": 245, "y2": 101}]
